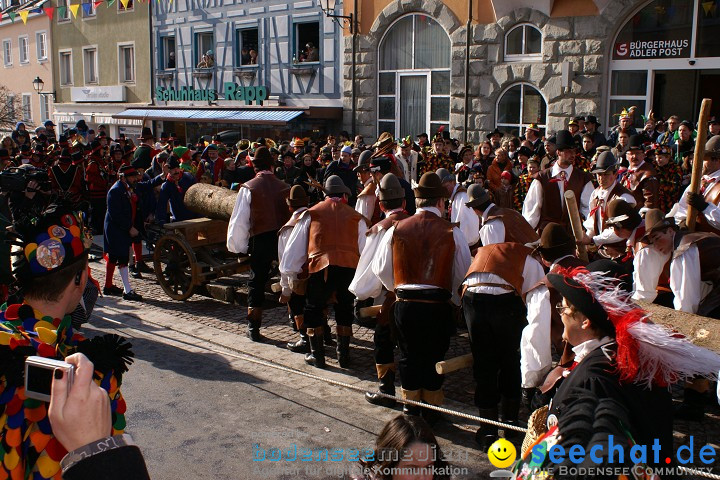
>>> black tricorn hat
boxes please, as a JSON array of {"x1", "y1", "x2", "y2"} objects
[
  {"x1": 287, "y1": 184, "x2": 309, "y2": 207},
  {"x1": 547, "y1": 271, "x2": 614, "y2": 335},
  {"x1": 414, "y1": 172, "x2": 447, "y2": 199},
  {"x1": 555, "y1": 130, "x2": 576, "y2": 150},
  {"x1": 591, "y1": 151, "x2": 618, "y2": 173},
  {"x1": 535, "y1": 222, "x2": 576, "y2": 260}
]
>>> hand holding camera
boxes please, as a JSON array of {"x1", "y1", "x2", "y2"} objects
[{"x1": 47, "y1": 353, "x2": 112, "y2": 452}]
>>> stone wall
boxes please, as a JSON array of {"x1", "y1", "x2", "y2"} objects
[{"x1": 343, "y1": 0, "x2": 643, "y2": 143}]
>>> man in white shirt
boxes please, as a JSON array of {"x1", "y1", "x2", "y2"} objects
[
  {"x1": 461, "y1": 241, "x2": 545, "y2": 447},
  {"x1": 465, "y1": 184, "x2": 539, "y2": 247},
  {"x1": 370, "y1": 172, "x2": 471, "y2": 420},
  {"x1": 354, "y1": 151, "x2": 378, "y2": 224},
  {"x1": 349, "y1": 174, "x2": 410, "y2": 408},
  {"x1": 437, "y1": 168, "x2": 478, "y2": 246},
  {"x1": 672, "y1": 135, "x2": 720, "y2": 234},
  {"x1": 395, "y1": 137, "x2": 420, "y2": 184},
  {"x1": 280, "y1": 175, "x2": 369, "y2": 369},
  {"x1": 522, "y1": 130, "x2": 594, "y2": 234},
  {"x1": 226, "y1": 147, "x2": 290, "y2": 341}
]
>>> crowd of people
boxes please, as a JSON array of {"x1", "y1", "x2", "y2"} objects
[{"x1": 1, "y1": 104, "x2": 720, "y2": 478}]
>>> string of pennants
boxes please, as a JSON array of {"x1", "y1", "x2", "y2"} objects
[{"x1": 0, "y1": 0, "x2": 169, "y2": 24}]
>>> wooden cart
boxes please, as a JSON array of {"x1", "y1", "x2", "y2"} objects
[{"x1": 152, "y1": 217, "x2": 249, "y2": 300}]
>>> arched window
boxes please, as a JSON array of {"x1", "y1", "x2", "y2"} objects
[
  {"x1": 496, "y1": 83, "x2": 547, "y2": 137},
  {"x1": 377, "y1": 14, "x2": 451, "y2": 139},
  {"x1": 504, "y1": 24, "x2": 542, "y2": 62}
]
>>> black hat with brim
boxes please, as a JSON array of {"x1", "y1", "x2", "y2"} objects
[
  {"x1": 535, "y1": 222, "x2": 576, "y2": 260},
  {"x1": 414, "y1": 172, "x2": 447, "y2": 199},
  {"x1": 486, "y1": 128, "x2": 503, "y2": 140},
  {"x1": 591, "y1": 151, "x2": 618, "y2": 173},
  {"x1": 547, "y1": 272, "x2": 615, "y2": 335},
  {"x1": 555, "y1": 130, "x2": 576, "y2": 150}
]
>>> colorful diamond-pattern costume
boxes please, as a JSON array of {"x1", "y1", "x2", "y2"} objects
[{"x1": 0, "y1": 303, "x2": 132, "y2": 480}]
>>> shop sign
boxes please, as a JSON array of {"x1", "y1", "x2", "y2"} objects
[
  {"x1": 155, "y1": 84, "x2": 269, "y2": 105},
  {"x1": 613, "y1": 38, "x2": 690, "y2": 60},
  {"x1": 71, "y1": 86, "x2": 127, "y2": 102}
]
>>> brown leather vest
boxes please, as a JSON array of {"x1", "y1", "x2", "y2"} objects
[
  {"x1": 465, "y1": 242, "x2": 533, "y2": 295},
  {"x1": 368, "y1": 210, "x2": 410, "y2": 237},
  {"x1": 392, "y1": 211, "x2": 455, "y2": 291},
  {"x1": 696, "y1": 181, "x2": 720, "y2": 234},
  {"x1": 307, "y1": 199, "x2": 366, "y2": 273},
  {"x1": 537, "y1": 167, "x2": 593, "y2": 232},
  {"x1": 243, "y1": 173, "x2": 291, "y2": 236},
  {"x1": 623, "y1": 162, "x2": 659, "y2": 209},
  {"x1": 674, "y1": 232, "x2": 720, "y2": 284},
  {"x1": 485, "y1": 205, "x2": 539, "y2": 245}
]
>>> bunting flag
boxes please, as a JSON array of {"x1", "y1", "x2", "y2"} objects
[
  {"x1": 19, "y1": 10, "x2": 29, "y2": 23},
  {"x1": 93, "y1": 0, "x2": 103, "y2": 8},
  {"x1": 119, "y1": 0, "x2": 129, "y2": 8},
  {"x1": 44, "y1": 6, "x2": 54, "y2": 18},
  {"x1": 69, "y1": 3, "x2": 79, "y2": 17},
  {"x1": 107, "y1": 0, "x2": 115, "y2": 7},
  {"x1": 81, "y1": 2, "x2": 92, "y2": 14},
  {"x1": 8, "y1": 11, "x2": 16, "y2": 22},
  {"x1": 57, "y1": 5, "x2": 66, "y2": 17},
  {"x1": 702, "y1": 1, "x2": 715, "y2": 15}
]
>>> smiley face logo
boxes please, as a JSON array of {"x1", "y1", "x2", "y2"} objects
[{"x1": 487, "y1": 438, "x2": 517, "y2": 469}]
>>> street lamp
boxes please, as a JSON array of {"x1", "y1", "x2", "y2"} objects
[
  {"x1": 320, "y1": 0, "x2": 355, "y2": 33},
  {"x1": 32, "y1": 76, "x2": 56, "y2": 101}
]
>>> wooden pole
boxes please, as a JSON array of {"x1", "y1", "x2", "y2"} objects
[
  {"x1": 564, "y1": 190, "x2": 589, "y2": 263},
  {"x1": 436, "y1": 353, "x2": 473, "y2": 375},
  {"x1": 359, "y1": 305, "x2": 382, "y2": 318},
  {"x1": 686, "y1": 98, "x2": 713, "y2": 232}
]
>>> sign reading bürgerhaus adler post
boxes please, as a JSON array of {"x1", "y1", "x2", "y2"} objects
[{"x1": 613, "y1": 38, "x2": 691, "y2": 59}]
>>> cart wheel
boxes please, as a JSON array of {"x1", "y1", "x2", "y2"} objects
[{"x1": 153, "y1": 234, "x2": 198, "y2": 300}]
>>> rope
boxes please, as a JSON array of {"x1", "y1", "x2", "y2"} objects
[{"x1": 677, "y1": 467, "x2": 720, "y2": 480}]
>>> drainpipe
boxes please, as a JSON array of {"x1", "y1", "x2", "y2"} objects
[
  {"x1": 463, "y1": 0, "x2": 472, "y2": 144},
  {"x1": 148, "y1": 0, "x2": 157, "y2": 135},
  {"x1": 351, "y1": 0, "x2": 358, "y2": 136}
]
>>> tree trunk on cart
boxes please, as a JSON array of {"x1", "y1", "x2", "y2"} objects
[{"x1": 184, "y1": 183, "x2": 238, "y2": 221}]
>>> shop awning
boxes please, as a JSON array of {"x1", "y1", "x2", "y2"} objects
[{"x1": 113, "y1": 108, "x2": 305, "y2": 125}]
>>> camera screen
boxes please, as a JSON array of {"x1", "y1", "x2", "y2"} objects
[{"x1": 26, "y1": 365, "x2": 54, "y2": 396}]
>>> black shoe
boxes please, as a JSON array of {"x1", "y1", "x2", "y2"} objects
[
  {"x1": 136, "y1": 262, "x2": 153, "y2": 274},
  {"x1": 365, "y1": 391, "x2": 397, "y2": 408},
  {"x1": 103, "y1": 285, "x2": 123, "y2": 296},
  {"x1": 122, "y1": 290, "x2": 143, "y2": 301},
  {"x1": 402, "y1": 404, "x2": 422, "y2": 416},
  {"x1": 248, "y1": 327, "x2": 265, "y2": 342},
  {"x1": 247, "y1": 309, "x2": 265, "y2": 342},
  {"x1": 287, "y1": 333, "x2": 309, "y2": 353},
  {"x1": 476, "y1": 408, "x2": 500, "y2": 449}
]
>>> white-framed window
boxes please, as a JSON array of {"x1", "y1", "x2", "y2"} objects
[
  {"x1": 118, "y1": 43, "x2": 135, "y2": 83},
  {"x1": 2, "y1": 39, "x2": 11, "y2": 67},
  {"x1": 40, "y1": 94, "x2": 50, "y2": 123},
  {"x1": 57, "y1": 0, "x2": 70, "y2": 22},
  {"x1": 83, "y1": 46, "x2": 99, "y2": 84},
  {"x1": 21, "y1": 94, "x2": 31, "y2": 122},
  {"x1": 36, "y1": 32, "x2": 47, "y2": 61},
  {"x1": 118, "y1": 0, "x2": 133, "y2": 13},
  {"x1": 81, "y1": 0, "x2": 96, "y2": 18},
  {"x1": 293, "y1": 21, "x2": 319, "y2": 63},
  {"x1": 18, "y1": 36, "x2": 29, "y2": 64},
  {"x1": 377, "y1": 14, "x2": 451, "y2": 138},
  {"x1": 194, "y1": 31, "x2": 214, "y2": 67},
  {"x1": 236, "y1": 27, "x2": 259, "y2": 66},
  {"x1": 504, "y1": 23, "x2": 542, "y2": 62},
  {"x1": 161, "y1": 35, "x2": 176, "y2": 69},
  {"x1": 59, "y1": 49, "x2": 73, "y2": 85},
  {"x1": 496, "y1": 83, "x2": 547, "y2": 137}
]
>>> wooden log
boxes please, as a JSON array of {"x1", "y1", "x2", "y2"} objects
[
  {"x1": 564, "y1": 190, "x2": 589, "y2": 263},
  {"x1": 184, "y1": 183, "x2": 238, "y2": 221},
  {"x1": 271, "y1": 282, "x2": 282, "y2": 293},
  {"x1": 686, "y1": 98, "x2": 713, "y2": 231},
  {"x1": 359, "y1": 305, "x2": 382, "y2": 318},
  {"x1": 436, "y1": 353, "x2": 473, "y2": 374}
]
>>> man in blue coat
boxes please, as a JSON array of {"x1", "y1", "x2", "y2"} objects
[
  {"x1": 103, "y1": 165, "x2": 162, "y2": 301},
  {"x1": 155, "y1": 156, "x2": 198, "y2": 224}
]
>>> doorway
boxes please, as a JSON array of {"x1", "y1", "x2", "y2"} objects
[{"x1": 653, "y1": 69, "x2": 720, "y2": 122}]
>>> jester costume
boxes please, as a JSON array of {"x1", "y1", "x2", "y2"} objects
[
  {"x1": 0, "y1": 203, "x2": 134, "y2": 480},
  {"x1": 514, "y1": 173, "x2": 534, "y2": 212},
  {"x1": 654, "y1": 162, "x2": 683, "y2": 213}
]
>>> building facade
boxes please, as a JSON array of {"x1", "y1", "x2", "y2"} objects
[
  {"x1": 51, "y1": 0, "x2": 151, "y2": 138},
  {"x1": 121, "y1": 0, "x2": 345, "y2": 144},
  {"x1": 0, "y1": 1, "x2": 53, "y2": 132},
  {"x1": 343, "y1": 0, "x2": 720, "y2": 143}
]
